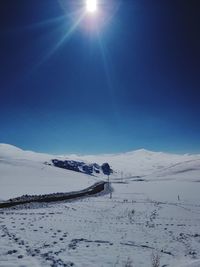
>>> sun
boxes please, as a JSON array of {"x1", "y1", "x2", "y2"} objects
[{"x1": 86, "y1": 0, "x2": 97, "y2": 13}]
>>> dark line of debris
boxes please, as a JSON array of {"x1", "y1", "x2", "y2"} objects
[{"x1": 0, "y1": 181, "x2": 108, "y2": 209}]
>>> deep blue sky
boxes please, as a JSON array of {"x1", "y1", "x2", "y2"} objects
[{"x1": 0, "y1": 0, "x2": 200, "y2": 154}]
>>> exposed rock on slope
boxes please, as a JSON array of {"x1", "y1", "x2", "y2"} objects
[{"x1": 51, "y1": 159, "x2": 113, "y2": 176}]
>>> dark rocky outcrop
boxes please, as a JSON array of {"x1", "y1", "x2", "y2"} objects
[{"x1": 51, "y1": 159, "x2": 113, "y2": 176}]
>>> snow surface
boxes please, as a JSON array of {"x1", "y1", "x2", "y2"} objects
[{"x1": 1, "y1": 144, "x2": 200, "y2": 267}]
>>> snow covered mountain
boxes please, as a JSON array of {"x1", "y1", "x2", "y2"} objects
[
  {"x1": 1, "y1": 143, "x2": 200, "y2": 200},
  {"x1": 63, "y1": 147, "x2": 200, "y2": 181}
]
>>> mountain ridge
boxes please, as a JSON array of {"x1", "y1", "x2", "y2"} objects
[{"x1": 1, "y1": 143, "x2": 199, "y2": 158}]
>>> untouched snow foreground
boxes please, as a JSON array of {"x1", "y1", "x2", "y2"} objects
[{"x1": 0, "y1": 144, "x2": 200, "y2": 267}]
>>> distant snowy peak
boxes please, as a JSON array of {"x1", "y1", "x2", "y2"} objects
[
  {"x1": 125, "y1": 148, "x2": 156, "y2": 154},
  {"x1": 0, "y1": 143, "x2": 24, "y2": 158},
  {"x1": 1, "y1": 143, "x2": 199, "y2": 159},
  {"x1": 0, "y1": 143, "x2": 51, "y2": 162},
  {"x1": 66, "y1": 148, "x2": 200, "y2": 160},
  {"x1": 0, "y1": 143, "x2": 23, "y2": 152},
  {"x1": 112, "y1": 148, "x2": 197, "y2": 157}
]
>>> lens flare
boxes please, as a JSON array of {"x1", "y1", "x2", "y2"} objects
[{"x1": 86, "y1": 0, "x2": 97, "y2": 13}]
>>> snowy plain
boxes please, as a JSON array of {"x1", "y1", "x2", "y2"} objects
[{"x1": 0, "y1": 143, "x2": 200, "y2": 267}]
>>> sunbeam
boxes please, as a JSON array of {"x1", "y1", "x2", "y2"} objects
[
  {"x1": 44, "y1": 12, "x2": 86, "y2": 59},
  {"x1": 28, "y1": 11, "x2": 86, "y2": 76},
  {"x1": 97, "y1": 32, "x2": 120, "y2": 120}
]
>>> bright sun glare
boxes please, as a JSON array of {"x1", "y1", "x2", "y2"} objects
[{"x1": 86, "y1": 0, "x2": 97, "y2": 13}]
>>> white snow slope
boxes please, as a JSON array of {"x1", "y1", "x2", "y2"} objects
[
  {"x1": 0, "y1": 144, "x2": 99, "y2": 200},
  {"x1": 66, "y1": 149, "x2": 200, "y2": 180},
  {"x1": 0, "y1": 144, "x2": 200, "y2": 267}
]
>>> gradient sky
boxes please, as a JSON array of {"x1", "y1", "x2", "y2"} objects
[{"x1": 0, "y1": 0, "x2": 200, "y2": 154}]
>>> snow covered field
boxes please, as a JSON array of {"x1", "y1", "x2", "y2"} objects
[{"x1": 0, "y1": 144, "x2": 200, "y2": 267}]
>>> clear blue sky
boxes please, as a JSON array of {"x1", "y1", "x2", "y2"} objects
[{"x1": 0, "y1": 0, "x2": 200, "y2": 154}]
